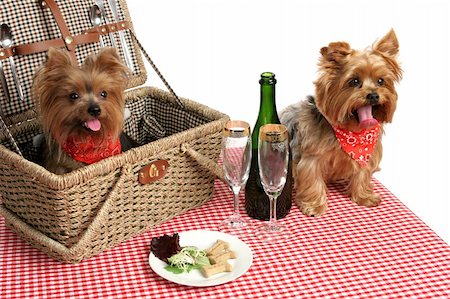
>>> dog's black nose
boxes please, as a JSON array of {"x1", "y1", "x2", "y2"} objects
[
  {"x1": 88, "y1": 105, "x2": 101, "y2": 117},
  {"x1": 366, "y1": 92, "x2": 380, "y2": 105}
]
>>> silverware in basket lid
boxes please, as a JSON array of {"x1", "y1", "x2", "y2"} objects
[
  {"x1": 0, "y1": 24, "x2": 25, "y2": 102},
  {"x1": 107, "y1": 0, "x2": 134, "y2": 73},
  {"x1": 89, "y1": 4, "x2": 106, "y2": 48},
  {"x1": 0, "y1": 42, "x2": 11, "y2": 103},
  {"x1": 94, "y1": 0, "x2": 118, "y2": 49}
]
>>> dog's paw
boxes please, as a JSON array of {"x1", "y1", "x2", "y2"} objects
[
  {"x1": 353, "y1": 193, "x2": 381, "y2": 207},
  {"x1": 299, "y1": 203, "x2": 328, "y2": 217}
]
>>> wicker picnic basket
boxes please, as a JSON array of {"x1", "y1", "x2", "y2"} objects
[{"x1": 0, "y1": 0, "x2": 228, "y2": 263}]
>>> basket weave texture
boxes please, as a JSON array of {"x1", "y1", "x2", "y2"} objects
[
  {"x1": 0, "y1": 87, "x2": 228, "y2": 263},
  {"x1": 0, "y1": 0, "x2": 228, "y2": 263}
]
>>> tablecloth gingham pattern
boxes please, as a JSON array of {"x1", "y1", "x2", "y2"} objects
[{"x1": 1, "y1": 178, "x2": 450, "y2": 299}]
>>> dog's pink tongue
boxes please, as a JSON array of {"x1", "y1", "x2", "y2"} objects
[
  {"x1": 84, "y1": 119, "x2": 101, "y2": 132},
  {"x1": 357, "y1": 105, "x2": 379, "y2": 129}
]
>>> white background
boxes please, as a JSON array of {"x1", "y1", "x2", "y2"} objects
[{"x1": 127, "y1": 0, "x2": 450, "y2": 244}]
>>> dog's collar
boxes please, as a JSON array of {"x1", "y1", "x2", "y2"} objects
[
  {"x1": 62, "y1": 136, "x2": 121, "y2": 165},
  {"x1": 332, "y1": 124, "x2": 381, "y2": 167}
]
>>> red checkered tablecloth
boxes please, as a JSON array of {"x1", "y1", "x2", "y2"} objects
[{"x1": 1, "y1": 179, "x2": 450, "y2": 298}]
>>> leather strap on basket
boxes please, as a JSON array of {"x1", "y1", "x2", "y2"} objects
[
  {"x1": 83, "y1": 20, "x2": 129, "y2": 36},
  {"x1": 129, "y1": 30, "x2": 185, "y2": 110},
  {"x1": 40, "y1": 0, "x2": 78, "y2": 65},
  {"x1": 0, "y1": 21, "x2": 130, "y2": 61},
  {"x1": 11, "y1": 34, "x2": 99, "y2": 57}
]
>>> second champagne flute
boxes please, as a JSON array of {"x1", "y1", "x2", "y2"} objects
[
  {"x1": 219, "y1": 120, "x2": 252, "y2": 234},
  {"x1": 255, "y1": 124, "x2": 290, "y2": 242}
]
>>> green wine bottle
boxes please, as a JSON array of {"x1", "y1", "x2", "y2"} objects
[{"x1": 245, "y1": 72, "x2": 293, "y2": 220}]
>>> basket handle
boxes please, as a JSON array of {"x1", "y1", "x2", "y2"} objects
[
  {"x1": 0, "y1": 165, "x2": 132, "y2": 263},
  {"x1": 181, "y1": 143, "x2": 224, "y2": 182},
  {"x1": 129, "y1": 31, "x2": 185, "y2": 110}
]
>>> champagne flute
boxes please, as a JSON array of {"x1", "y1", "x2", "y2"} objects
[
  {"x1": 219, "y1": 120, "x2": 252, "y2": 234},
  {"x1": 255, "y1": 124, "x2": 290, "y2": 242}
]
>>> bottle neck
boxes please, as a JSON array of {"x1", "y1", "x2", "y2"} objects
[
  {"x1": 252, "y1": 76, "x2": 280, "y2": 149},
  {"x1": 257, "y1": 83, "x2": 279, "y2": 124}
]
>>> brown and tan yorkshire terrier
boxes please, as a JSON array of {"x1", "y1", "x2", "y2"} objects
[
  {"x1": 32, "y1": 47, "x2": 129, "y2": 174},
  {"x1": 280, "y1": 29, "x2": 402, "y2": 217}
]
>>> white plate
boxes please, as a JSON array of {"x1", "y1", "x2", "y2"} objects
[{"x1": 149, "y1": 230, "x2": 253, "y2": 287}]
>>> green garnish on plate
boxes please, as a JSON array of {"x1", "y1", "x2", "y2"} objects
[{"x1": 165, "y1": 246, "x2": 210, "y2": 274}]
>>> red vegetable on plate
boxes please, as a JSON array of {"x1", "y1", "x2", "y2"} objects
[{"x1": 150, "y1": 233, "x2": 182, "y2": 263}]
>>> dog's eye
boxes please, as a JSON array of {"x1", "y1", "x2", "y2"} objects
[
  {"x1": 69, "y1": 93, "x2": 79, "y2": 100},
  {"x1": 100, "y1": 91, "x2": 108, "y2": 98},
  {"x1": 377, "y1": 78, "x2": 385, "y2": 86},
  {"x1": 349, "y1": 78, "x2": 361, "y2": 88}
]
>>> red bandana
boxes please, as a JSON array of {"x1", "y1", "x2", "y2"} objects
[
  {"x1": 62, "y1": 136, "x2": 121, "y2": 165},
  {"x1": 332, "y1": 124, "x2": 381, "y2": 167}
]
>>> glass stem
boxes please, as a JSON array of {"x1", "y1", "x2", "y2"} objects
[
  {"x1": 232, "y1": 186, "x2": 241, "y2": 217},
  {"x1": 268, "y1": 195, "x2": 278, "y2": 230}
]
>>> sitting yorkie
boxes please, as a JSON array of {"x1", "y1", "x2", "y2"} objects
[
  {"x1": 32, "y1": 47, "x2": 130, "y2": 174},
  {"x1": 280, "y1": 30, "x2": 402, "y2": 217}
]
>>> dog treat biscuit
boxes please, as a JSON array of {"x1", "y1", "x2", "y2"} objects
[
  {"x1": 208, "y1": 250, "x2": 237, "y2": 264},
  {"x1": 205, "y1": 239, "x2": 229, "y2": 256},
  {"x1": 200, "y1": 261, "x2": 233, "y2": 278}
]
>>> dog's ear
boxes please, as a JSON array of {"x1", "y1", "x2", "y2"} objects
[
  {"x1": 374, "y1": 29, "x2": 402, "y2": 81},
  {"x1": 85, "y1": 47, "x2": 129, "y2": 84},
  {"x1": 88, "y1": 47, "x2": 121, "y2": 66},
  {"x1": 373, "y1": 29, "x2": 399, "y2": 57},
  {"x1": 320, "y1": 42, "x2": 352, "y2": 64},
  {"x1": 45, "y1": 47, "x2": 73, "y2": 67}
]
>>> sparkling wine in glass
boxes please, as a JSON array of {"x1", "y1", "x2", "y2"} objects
[
  {"x1": 255, "y1": 124, "x2": 290, "y2": 242},
  {"x1": 219, "y1": 120, "x2": 252, "y2": 234}
]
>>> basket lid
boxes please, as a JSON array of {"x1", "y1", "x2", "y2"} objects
[{"x1": 0, "y1": 0, "x2": 146, "y2": 125}]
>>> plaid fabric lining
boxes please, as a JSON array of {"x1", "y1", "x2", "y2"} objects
[
  {"x1": 145, "y1": 99, "x2": 210, "y2": 136},
  {"x1": 124, "y1": 94, "x2": 211, "y2": 145},
  {"x1": 140, "y1": 115, "x2": 166, "y2": 143},
  {"x1": 0, "y1": 0, "x2": 141, "y2": 117},
  {"x1": 0, "y1": 122, "x2": 42, "y2": 163}
]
